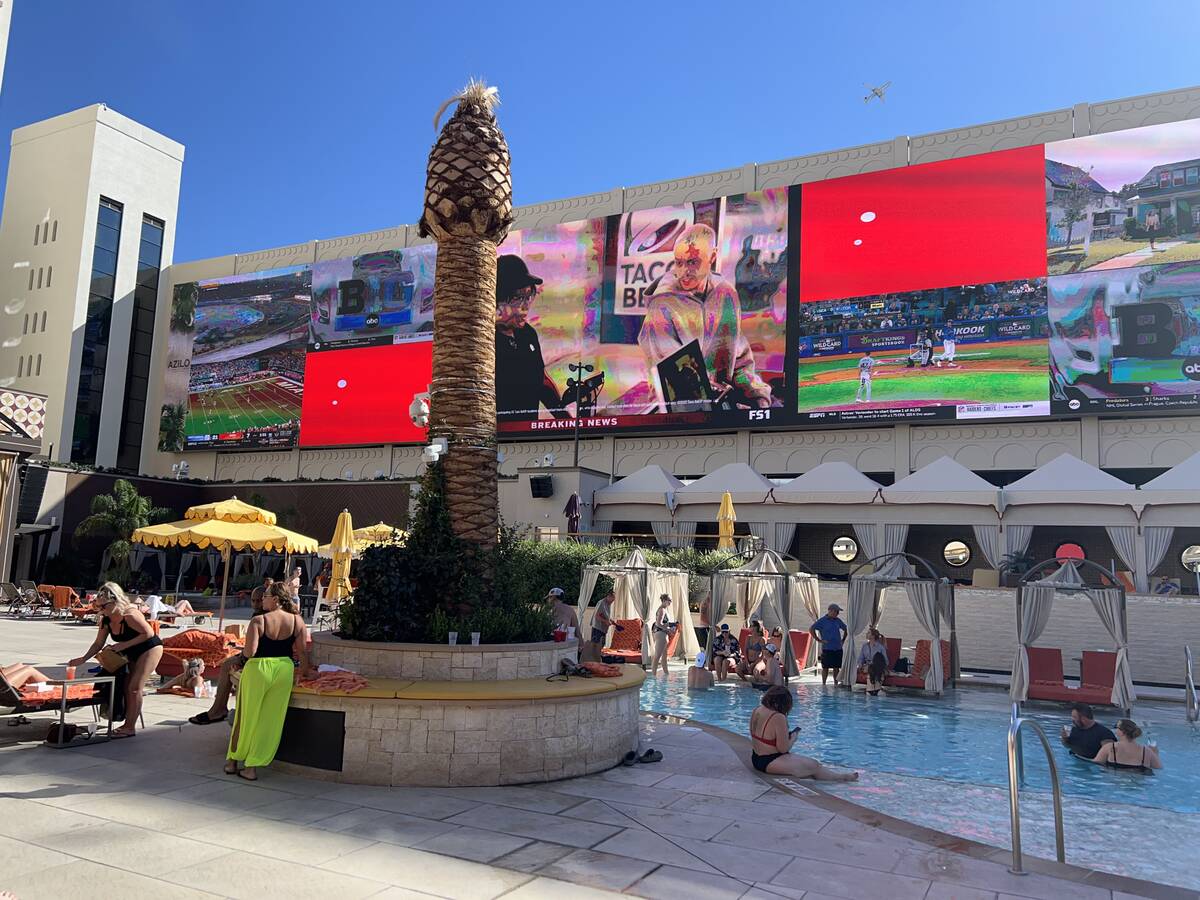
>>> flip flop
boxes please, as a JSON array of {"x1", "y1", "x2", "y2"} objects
[
  {"x1": 111, "y1": 730, "x2": 136, "y2": 740},
  {"x1": 223, "y1": 762, "x2": 239, "y2": 776},
  {"x1": 639, "y1": 749, "x2": 663, "y2": 764},
  {"x1": 621, "y1": 750, "x2": 638, "y2": 766},
  {"x1": 189, "y1": 711, "x2": 226, "y2": 726}
]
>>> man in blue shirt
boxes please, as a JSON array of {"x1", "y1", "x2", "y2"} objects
[{"x1": 810, "y1": 604, "x2": 849, "y2": 685}]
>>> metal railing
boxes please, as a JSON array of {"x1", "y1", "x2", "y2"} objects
[
  {"x1": 1007, "y1": 703, "x2": 1065, "y2": 874},
  {"x1": 1187, "y1": 646, "x2": 1198, "y2": 724}
]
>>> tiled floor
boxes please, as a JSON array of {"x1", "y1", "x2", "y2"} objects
[{"x1": 0, "y1": 617, "x2": 1178, "y2": 899}]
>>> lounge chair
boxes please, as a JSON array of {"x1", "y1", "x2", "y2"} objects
[
  {"x1": 1074, "y1": 650, "x2": 1118, "y2": 705},
  {"x1": 13, "y1": 581, "x2": 51, "y2": 618},
  {"x1": 49, "y1": 586, "x2": 80, "y2": 620},
  {"x1": 1025, "y1": 647, "x2": 1077, "y2": 703},
  {"x1": 0, "y1": 669, "x2": 100, "y2": 719},
  {"x1": 856, "y1": 637, "x2": 902, "y2": 685},
  {"x1": 0, "y1": 582, "x2": 21, "y2": 613},
  {"x1": 602, "y1": 618, "x2": 644, "y2": 665},
  {"x1": 788, "y1": 630, "x2": 813, "y2": 670},
  {"x1": 157, "y1": 628, "x2": 242, "y2": 679},
  {"x1": 884, "y1": 639, "x2": 952, "y2": 691}
]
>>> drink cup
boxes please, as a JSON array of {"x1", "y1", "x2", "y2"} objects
[
  {"x1": 448, "y1": 632, "x2": 458, "y2": 645},
  {"x1": 567, "y1": 626, "x2": 576, "y2": 640},
  {"x1": 471, "y1": 632, "x2": 481, "y2": 646},
  {"x1": 65, "y1": 665, "x2": 76, "y2": 680}
]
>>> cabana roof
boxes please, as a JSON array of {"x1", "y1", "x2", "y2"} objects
[
  {"x1": 674, "y1": 463, "x2": 774, "y2": 505},
  {"x1": 593, "y1": 465, "x2": 683, "y2": 508},
  {"x1": 1002, "y1": 454, "x2": 1139, "y2": 508},
  {"x1": 1140, "y1": 450, "x2": 1200, "y2": 505},
  {"x1": 882, "y1": 456, "x2": 1001, "y2": 508},
  {"x1": 772, "y1": 462, "x2": 882, "y2": 505}
]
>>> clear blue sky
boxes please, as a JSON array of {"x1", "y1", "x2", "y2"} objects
[{"x1": 3, "y1": 1, "x2": 1199, "y2": 262}]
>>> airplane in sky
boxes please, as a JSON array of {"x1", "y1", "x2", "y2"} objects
[{"x1": 863, "y1": 81, "x2": 892, "y2": 104}]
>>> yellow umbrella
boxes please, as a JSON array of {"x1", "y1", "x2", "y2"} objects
[
  {"x1": 353, "y1": 522, "x2": 405, "y2": 544},
  {"x1": 717, "y1": 491, "x2": 736, "y2": 551},
  {"x1": 132, "y1": 497, "x2": 317, "y2": 630},
  {"x1": 326, "y1": 509, "x2": 355, "y2": 606}
]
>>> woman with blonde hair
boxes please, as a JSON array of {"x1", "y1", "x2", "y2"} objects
[
  {"x1": 68, "y1": 582, "x2": 163, "y2": 737},
  {"x1": 225, "y1": 582, "x2": 315, "y2": 780},
  {"x1": 1090, "y1": 718, "x2": 1163, "y2": 772}
]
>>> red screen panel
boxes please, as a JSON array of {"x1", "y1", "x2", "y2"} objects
[
  {"x1": 799, "y1": 145, "x2": 1047, "y2": 302},
  {"x1": 299, "y1": 341, "x2": 432, "y2": 447}
]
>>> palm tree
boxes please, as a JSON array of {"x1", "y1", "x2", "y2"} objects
[
  {"x1": 158, "y1": 402, "x2": 187, "y2": 452},
  {"x1": 420, "y1": 81, "x2": 512, "y2": 563},
  {"x1": 74, "y1": 479, "x2": 172, "y2": 582},
  {"x1": 171, "y1": 281, "x2": 198, "y2": 333}
]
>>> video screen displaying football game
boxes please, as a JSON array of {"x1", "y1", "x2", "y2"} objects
[{"x1": 178, "y1": 267, "x2": 310, "y2": 449}]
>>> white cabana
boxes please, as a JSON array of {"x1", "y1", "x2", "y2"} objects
[
  {"x1": 592, "y1": 466, "x2": 684, "y2": 543},
  {"x1": 1134, "y1": 453, "x2": 1200, "y2": 591},
  {"x1": 1010, "y1": 558, "x2": 1135, "y2": 711},
  {"x1": 710, "y1": 549, "x2": 821, "y2": 674},
  {"x1": 576, "y1": 546, "x2": 699, "y2": 663},
  {"x1": 674, "y1": 463, "x2": 775, "y2": 507},
  {"x1": 883, "y1": 456, "x2": 1004, "y2": 568},
  {"x1": 770, "y1": 462, "x2": 883, "y2": 556},
  {"x1": 1002, "y1": 454, "x2": 1143, "y2": 586},
  {"x1": 839, "y1": 552, "x2": 957, "y2": 694}
]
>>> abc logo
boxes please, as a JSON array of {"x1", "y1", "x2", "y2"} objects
[
  {"x1": 1068, "y1": 399, "x2": 1081, "y2": 410},
  {"x1": 1183, "y1": 357, "x2": 1200, "y2": 381}
]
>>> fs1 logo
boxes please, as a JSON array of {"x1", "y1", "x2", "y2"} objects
[{"x1": 748, "y1": 409, "x2": 772, "y2": 422}]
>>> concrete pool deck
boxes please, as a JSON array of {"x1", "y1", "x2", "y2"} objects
[{"x1": 0, "y1": 616, "x2": 1186, "y2": 899}]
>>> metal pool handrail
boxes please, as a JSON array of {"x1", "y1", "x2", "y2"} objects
[
  {"x1": 1187, "y1": 646, "x2": 1198, "y2": 724},
  {"x1": 1007, "y1": 703, "x2": 1065, "y2": 874}
]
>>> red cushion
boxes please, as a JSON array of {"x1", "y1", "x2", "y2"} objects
[
  {"x1": 608, "y1": 619, "x2": 642, "y2": 652},
  {"x1": 18, "y1": 684, "x2": 97, "y2": 705}
]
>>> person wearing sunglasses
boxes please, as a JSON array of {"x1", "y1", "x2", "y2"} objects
[{"x1": 495, "y1": 254, "x2": 570, "y2": 424}]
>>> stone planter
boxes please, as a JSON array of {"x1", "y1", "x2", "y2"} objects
[{"x1": 309, "y1": 631, "x2": 579, "y2": 682}]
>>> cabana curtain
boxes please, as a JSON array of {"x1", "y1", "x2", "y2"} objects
[
  {"x1": 904, "y1": 580, "x2": 942, "y2": 692},
  {"x1": 1005, "y1": 525, "x2": 1033, "y2": 559},
  {"x1": 747, "y1": 522, "x2": 770, "y2": 550},
  {"x1": 1144, "y1": 526, "x2": 1174, "y2": 587},
  {"x1": 882, "y1": 524, "x2": 909, "y2": 555},
  {"x1": 650, "y1": 521, "x2": 673, "y2": 548},
  {"x1": 1105, "y1": 526, "x2": 1137, "y2": 577},
  {"x1": 772, "y1": 523, "x2": 797, "y2": 555},
  {"x1": 1088, "y1": 587, "x2": 1136, "y2": 709},
  {"x1": 853, "y1": 524, "x2": 878, "y2": 559},
  {"x1": 839, "y1": 577, "x2": 878, "y2": 686},
  {"x1": 972, "y1": 525, "x2": 1003, "y2": 570},
  {"x1": 675, "y1": 522, "x2": 697, "y2": 548},
  {"x1": 1009, "y1": 562, "x2": 1082, "y2": 702}
]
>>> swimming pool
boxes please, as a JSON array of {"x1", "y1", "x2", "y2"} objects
[{"x1": 641, "y1": 669, "x2": 1200, "y2": 890}]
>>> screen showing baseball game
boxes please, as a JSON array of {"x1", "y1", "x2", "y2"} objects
[{"x1": 158, "y1": 115, "x2": 1200, "y2": 451}]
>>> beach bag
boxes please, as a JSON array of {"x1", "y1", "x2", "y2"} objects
[{"x1": 96, "y1": 646, "x2": 129, "y2": 673}]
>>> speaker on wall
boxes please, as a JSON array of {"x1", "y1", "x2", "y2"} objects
[{"x1": 529, "y1": 474, "x2": 554, "y2": 498}]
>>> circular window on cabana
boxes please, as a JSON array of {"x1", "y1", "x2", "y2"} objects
[
  {"x1": 832, "y1": 536, "x2": 859, "y2": 563},
  {"x1": 1054, "y1": 542, "x2": 1086, "y2": 562},
  {"x1": 943, "y1": 541, "x2": 971, "y2": 567},
  {"x1": 1181, "y1": 545, "x2": 1200, "y2": 572}
]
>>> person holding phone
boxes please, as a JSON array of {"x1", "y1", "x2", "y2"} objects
[{"x1": 749, "y1": 686, "x2": 858, "y2": 781}]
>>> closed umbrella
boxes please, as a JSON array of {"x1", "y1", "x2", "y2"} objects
[
  {"x1": 564, "y1": 493, "x2": 581, "y2": 536},
  {"x1": 327, "y1": 509, "x2": 356, "y2": 606},
  {"x1": 132, "y1": 496, "x2": 317, "y2": 630},
  {"x1": 717, "y1": 491, "x2": 736, "y2": 551}
]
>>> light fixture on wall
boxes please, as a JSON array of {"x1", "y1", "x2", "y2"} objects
[
  {"x1": 408, "y1": 390, "x2": 431, "y2": 428},
  {"x1": 171, "y1": 461, "x2": 189, "y2": 480},
  {"x1": 422, "y1": 437, "x2": 448, "y2": 464}
]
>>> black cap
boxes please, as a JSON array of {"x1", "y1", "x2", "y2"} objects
[{"x1": 496, "y1": 255, "x2": 542, "y2": 301}]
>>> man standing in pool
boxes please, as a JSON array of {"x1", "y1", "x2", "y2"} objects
[
  {"x1": 810, "y1": 604, "x2": 848, "y2": 686},
  {"x1": 1060, "y1": 702, "x2": 1115, "y2": 758}
]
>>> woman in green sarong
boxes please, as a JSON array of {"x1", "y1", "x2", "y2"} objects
[{"x1": 225, "y1": 583, "x2": 314, "y2": 780}]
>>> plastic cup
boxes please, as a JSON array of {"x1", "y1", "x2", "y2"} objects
[
  {"x1": 567, "y1": 626, "x2": 576, "y2": 640},
  {"x1": 65, "y1": 665, "x2": 76, "y2": 680},
  {"x1": 470, "y1": 632, "x2": 480, "y2": 646},
  {"x1": 448, "y1": 632, "x2": 458, "y2": 645}
]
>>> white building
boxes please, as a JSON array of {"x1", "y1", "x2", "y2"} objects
[{"x1": 0, "y1": 104, "x2": 183, "y2": 468}]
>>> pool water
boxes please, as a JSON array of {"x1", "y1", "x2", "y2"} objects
[{"x1": 641, "y1": 669, "x2": 1200, "y2": 890}]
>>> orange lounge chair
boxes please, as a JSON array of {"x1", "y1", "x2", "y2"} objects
[
  {"x1": 49, "y1": 586, "x2": 80, "y2": 619},
  {"x1": 1025, "y1": 646, "x2": 1077, "y2": 703},
  {"x1": 788, "y1": 630, "x2": 813, "y2": 669},
  {"x1": 157, "y1": 628, "x2": 242, "y2": 679},
  {"x1": 885, "y1": 639, "x2": 952, "y2": 690},
  {"x1": 857, "y1": 637, "x2": 902, "y2": 684},
  {"x1": 602, "y1": 618, "x2": 644, "y2": 664},
  {"x1": 1074, "y1": 650, "x2": 1118, "y2": 705},
  {"x1": 1, "y1": 670, "x2": 98, "y2": 718}
]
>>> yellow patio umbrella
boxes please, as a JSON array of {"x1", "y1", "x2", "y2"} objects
[
  {"x1": 326, "y1": 509, "x2": 356, "y2": 606},
  {"x1": 132, "y1": 496, "x2": 317, "y2": 630},
  {"x1": 717, "y1": 491, "x2": 737, "y2": 551},
  {"x1": 353, "y1": 521, "x2": 406, "y2": 545}
]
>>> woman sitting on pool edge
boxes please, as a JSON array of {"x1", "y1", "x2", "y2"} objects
[
  {"x1": 1088, "y1": 719, "x2": 1162, "y2": 772},
  {"x1": 749, "y1": 685, "x2": 858, "y2": 781}
]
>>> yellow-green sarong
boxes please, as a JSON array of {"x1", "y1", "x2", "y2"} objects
[{"x1": 227, "y1": 656, "x2": 294, "y2": 768}]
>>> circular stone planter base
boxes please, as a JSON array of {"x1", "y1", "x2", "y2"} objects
[{"x1": 273, "y1": 668, "x2": 644, "y2": 786}]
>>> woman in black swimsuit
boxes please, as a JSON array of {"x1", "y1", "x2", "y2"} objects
[
  {"x1": 1090, "y1": 719, "x2": 1162, "y2": 772},
  {"x1": 69, "y1": 582, "x2": 163, "y2": 737},
  {"x1": 748, "y1": 686, "x2": 858, "y2": 781}
]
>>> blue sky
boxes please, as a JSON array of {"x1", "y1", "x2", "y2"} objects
[{"x1": 3, "y1": 1, "x2": 1199, "y2": 262}]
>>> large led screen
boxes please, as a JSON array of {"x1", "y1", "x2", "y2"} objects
[{"x1": 159, "y1": 267, "x2": 310, "y2": 451}]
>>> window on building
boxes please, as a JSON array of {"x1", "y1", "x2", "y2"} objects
[
  {"x1": 1188, "y1": 167, "x2": 1199, "y2": 185},
  {"x1": 1174, "y1": 169, "x2": 1186, "y2": 186},
  {"x1": 1194, "y1": 208, "x2": 1200, "y2": 227},
  {"x1": 116, "y1": 213, "x2": 164, "y2": 471},
  {"x1": 832, "y1": 536, "x2": 859, "y2": 563},
  {"x1": 943, "y1": 541, "x2": 971, "y2": 567},
  {"x1": 71, "y1": 197, "x2": 123, "y2": 465},
  {"x1": 1159, "y1": 171, "x2": 1172, "y2": 188},
  {"x1": 534, "y1": 526, "x2": 560, "y2": 542}
]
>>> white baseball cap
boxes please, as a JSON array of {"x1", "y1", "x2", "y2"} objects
[{"x1": 548, "y1": 587, "x2": 565, "y2": 596}]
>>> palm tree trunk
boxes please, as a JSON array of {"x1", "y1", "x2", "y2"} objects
[{"x1": 431, "y1": 236, "x2": 498, "y2": 554}]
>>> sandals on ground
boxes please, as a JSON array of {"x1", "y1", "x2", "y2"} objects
[
  {"x1": 639, "y1": 749, "x2": 663, "y2": 764},
  {"x1": 189, "y1": 711, "x2": 227, "y2": 726}
]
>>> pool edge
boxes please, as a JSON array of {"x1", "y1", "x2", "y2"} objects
[{"x1": 642, "y1": 710, "x2": 1193, "y2": 900}]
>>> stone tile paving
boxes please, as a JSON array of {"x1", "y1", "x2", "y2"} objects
[{"x1": 0, "y1": 615, "x2": 1181, "y2": 899}]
